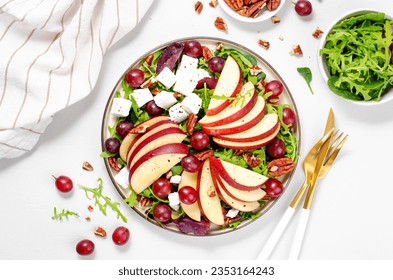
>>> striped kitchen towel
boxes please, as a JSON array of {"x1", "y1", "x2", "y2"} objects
[{"x1": 0, "y1": 0, "x2": 154, "y2": 159}]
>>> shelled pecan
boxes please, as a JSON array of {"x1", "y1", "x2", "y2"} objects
[
  {"x1": 214, "y1": 17, "x2": 228, "y2": 32},
  {"x1": 194, "y1": 1, "x2": 203, "y2": 14},
  {"x1": 186, "y1": 114, "x2": 198, "y2": 135},
  {"x1": 194, "y1": 149, "x2": 214, "y2": 161},
  {"x1": 268, "y1": 158, "x2": 294, "y2": 176},
  {"x1": 224, "y1": 0, "x2": 280, "y2": 18}
]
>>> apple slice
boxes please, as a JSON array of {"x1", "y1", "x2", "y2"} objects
[
  {"x1": 209, "y1": 157, "x2": 268, "y2": 191},
  {"x1": 119, "y1": 116, "x2": 170, "y2": 161},
  {"x1": 129, "y1": 143, "x2": 188, "y2": 194},
  {"x1": 196, "y1": 159, "x2": 224, "y2": 226},
  {"x1": 199, "y1": 82, "x2": 256, "y2": 127},
  {"x1": 213, "y1": 175, "x2": 261, "y2": 212},
  {"x1": 206, "y1": 56, "x2": 243, "y2": 116},
  {"x1": 213, "y1": 125, "x2": 280, "y2": 150},
  {"x1": 202, "y1": 96, "x2": 266, "y2": 136},
  {"x1": 215, "y1": 113, "x2": 279, "y2": 142},
  {"x1": 178, "y1": 170, "x2": 201, "y2": 222},
  {"x1": 127, "y1": 120, "x2": 179, "y2": 167},
  {"x1": 210, "y1": 164, "x2": 266, "y2": 202},
  {"x1": 128, "y1": 127, "x2": 186, "y2": 169}
]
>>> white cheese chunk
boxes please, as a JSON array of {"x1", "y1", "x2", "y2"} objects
[
  {"x1": 169, "y1": 175, "x2": 182, "y2": 184},
  {"x1": 153, "y1": 90, "x2": 178, "y2": 109},
  {"x1": 181, "y1": 93, "x2": 202, "y2": 115},
  {"x1": 156, "y1": 67, "x2": 177, "y2": 89},
  {"x1": 114, "y1": 167, "x2": 130, "y2": 190},
  {"x1": 226, "y1": 209, "x2": 239, "y2": 219},
  {"x1": 110, "y1": 97, "x2": 132, "y2": 117},
  {"x1": 132, "y1": 88, "x2": 153, "y2": 108},
  {"x1": 177, "y1": 55, "x2": 199, "y2": 72},
  {"x1": 168, "y1": 192, "x2": 180, "y2": 211},
  {"x1": 169, "y1": 103, "x2": 189, "y2": 123}
]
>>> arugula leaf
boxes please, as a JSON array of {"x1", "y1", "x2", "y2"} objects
[
  {"x1": 100, "y1": 150, "x2": 115, "y2": 158},
  {"x1": 171, "y1": 165, "x2": 183, "y2": 176},
  {"x1": 51, "y1": 207, "x2": 79, "y2": 221},
  {"x1": 297, "y1": 67, "x2": 314, "y2": 94},
  {"x1": 79, "y1": 178, "x2": 128, "y2": 223},
  {"x1": 124, "y1": 188, "x2": 138, "y2": 208}
]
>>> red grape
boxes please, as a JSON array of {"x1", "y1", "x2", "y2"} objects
[
  {"x1": 178, "y1": 186, "x2": 198, "y2": 205},
  {"x1": 266, "y1": 138, "x2": 286, "y2": 159},
  {"x1": 190, "y1": 131, "x2": 210, "y2": 150},
  {"x1": 153, "y1": 203, "x2": 172, "y2": 223},
  {"x1": 105, "y1": 137, "x2": 120, "y2": 154},
  {"x1": 196, "y1": 77, "x2": 218, "y2": 89},
  {"x1": 263, "y1": 179, "x2": 284, "y2": 198},
  {"x1": 112, "y1": 226, "x2": 130, "y2": 246},
  {"x1": 181, "y1": 155, "x2": 200, "y2": 172},
  {"x1": 265, "y1": 80, "x2": 284, "y2": 100},
  {"x1": 76, "y1": 239, "x2": 95, "y2": 256},
  {"x1": 54, "y1": 175, "x2": 73, "y2": 193},
  {"x1": 295, "y1": 0, "x2": 312, "y2": 16},
  {"x1": 145, "y1": 100, "x2": 164, "y2": 117},
  {"x1": 282, "y1": 107, "x2": 297, "y2": 130},
  {"x1": 208, "y1": 57, "x2": 225, "y2": 73},
  {"x1": 125, "y1": 69, "x2": 145, "y2": 88},
  {"x1": 116, "y1": 121, "x2": 134, "y2": 138},
  {"x1": 184, "y1": 40, "x2": 202, "y2": 58},
  {"x1": 152, "y1": 178, "x2": 173, "y2": 199}
]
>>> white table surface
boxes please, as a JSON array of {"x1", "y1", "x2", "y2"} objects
[{"x1": 1, "y1": 0, "x2": 392, "y2": 260}]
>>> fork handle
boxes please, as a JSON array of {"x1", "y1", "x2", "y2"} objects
[
  {"x1": 256, "y1": 207, "x2": 295, "y2": 260},
  {"x1": 288, "y1": 208, "x2": 310, "y2": 260}
]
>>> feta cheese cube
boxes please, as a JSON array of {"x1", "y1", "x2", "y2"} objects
[
  {"x1": 181, "y1": 93, "x2": 202, "y2": 115},
  {"x1": 173, "y1": 75, "x2": 197, "y2": 96},
  {"x1": 114, "y1": 167, "x2": 130, "y2": 190},
  {"x1": 177, "y1": 55, "x2": 199, "y2": 72},
  {"x1": 195, "y1": 68, "x2": 210, "y2": 81},
  {"x1": 168, "y1": 192, "x2": 180, "y2": 211},
  {"x1": 132, "y1": 88, "x2": 153, "y2": 108},
  {"x1": 156, "y1": 67, "x2": 177, "y2": 89},
  {"x1": 169, "y1": 103, "x2": 189, "y2": 123},
  {"x1": 169, "y1": 175, "x2": 182, "y2": 184},
  {"x1": 226, "y1": 209, "x2": 239, "y2": 219},
  {"x1": 110, "y1": 97, "x2": 132, "y2": 117},
  {"x1": 153, "y1": 91, "x2": 177, "y2": 109}
]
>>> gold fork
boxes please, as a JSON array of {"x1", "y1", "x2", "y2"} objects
[
  {"x1": 288, "y1": 131, "x2": 348, "y2": 259},
  {"x1": 257, "y1": 129, "x2": 347, "y2": 260}
]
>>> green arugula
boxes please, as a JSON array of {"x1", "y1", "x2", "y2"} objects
[{"x1": 51, "y1": 207, "x2": 79, "y2": 221}]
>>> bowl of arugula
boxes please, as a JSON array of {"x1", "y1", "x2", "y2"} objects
[{"x1": 318, "y1": 10, "x2": 393, "y2": 104}]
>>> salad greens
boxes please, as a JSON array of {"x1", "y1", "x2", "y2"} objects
[
  {"x1": 320, "y1": 12, "x2": 393, "y2": 101},
  {"x1": 51, "y1": 207, "x2": 79, "y2": 221},
  {"x1": 297, "y1": 67, "x2": 314, "y2": 94}
]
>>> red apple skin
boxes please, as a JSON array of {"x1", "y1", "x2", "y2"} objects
[
  {"x1": 215, "y1": 114, "x2": 279, "y2": 142},
  {"x1": 199, "y1": 90, "x2": 257, "y2": 128},
  {"x1": 212, "y1": 125, "x2": 280, "y2": 150},
  {"x1": 209, "y1": 157, "x2": 265, "y2": 191},
  {"x1": 202, "y1": 106, "x2": 265, "y2": 136},
  {"x1": 127, "y1": 127, "x2": 186, "y2": 169}
]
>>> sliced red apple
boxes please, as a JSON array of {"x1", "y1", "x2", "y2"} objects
[
  {"x1": 126, "y1": 120, "x2": 179, "y2": 167},
  {"x1": 209, "y1": 157, "x2": 268, "y2": 191},
  {"x1": 129, "y1": 143, "x2": 188, "y2": 194},
  {"x1": 210, "y1": 165, "x2": 265, "y2": 202},
  {"x1": 202, "y1": 96, "x2": 266, "y2": 136},
  {"x1": 213, "y1": 125, "x2": 280, "y2": 150},
  {"x1": 212, "y1": 175, "x2": 261, "y2": 212},
  {"x1": 196, "y1": 159, "x2": 224, "y2": 226},
  {"x1": 178, "y1": 170, "x2": 201, "y2": 222},
  {"x1": 119, "y1": 116, "x2": 170, "y2": 161},
  {"x1": 128, "y1": 127, "x2": 186, "y2": 169},
  {"x1": 199, "y1": 82, "x2": 257, "y2": 127},
  {"x1": 206, "y1": 56, "x2": 243, "y2": 116},
  {"x1": 215, "y1": 113, "x2": 279, "y2": 142}
]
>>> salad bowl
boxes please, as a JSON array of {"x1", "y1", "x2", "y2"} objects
[
  {"x1": 101, "y1": 37, "x2": 300, "y2": 236},
  {"x1": 318, "y1": 9, "x2": 393, "y2": 105}
]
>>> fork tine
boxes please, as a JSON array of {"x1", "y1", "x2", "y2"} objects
[
  {"x1": 326, "y1": 131, "x2": 343, "y2": 156},
  {"x1": 325, "y1": 134, "x2": 348, "y2": 167}
]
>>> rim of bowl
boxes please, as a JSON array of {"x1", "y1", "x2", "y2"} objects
[
  {"x1": 219, "y1": 0, "x2": 286, "y2": 23},
  {"x1": 317, "y1": 9, "x2": 393, "y2": 106}
]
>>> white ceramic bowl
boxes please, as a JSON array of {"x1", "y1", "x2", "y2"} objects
[
  {"x1": 219, "y1": 0, "x2": 286, "y2": 23},
  {"x1": 317, "y1": 9, "x2": 393, "y2": 105}
]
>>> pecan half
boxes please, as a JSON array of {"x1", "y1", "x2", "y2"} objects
[
  {"x1": 224, "y1": 215, "x2": 241, "y2": 227},
  {"x1": 151, "y1": 87, "x2": 160, "y2": 95},
  {"x1": 209, "y1": 0, "x2": 218, "y2": 7},
  {"x1": 140, "y1": 197, "x2": 153, "y2": 207},
  {"x1": 266, "y1": 0, "x2": 280, "y2": 11},
  {"x1": 87, "y1": 205, "x2": 94, "y2": 212},
  {"x1": 94, "y1": 226, "x2": 107, "y2": 237},
  {"x1": 271, "y1": 15, "x2": 281, "y2": 24},
  {"x1": 202, "y1": 46, "x2": 213, "y2": 61},
  {"x1": 268, "y1": 158, "x2": 294, "y2": 176},
  {"x1": 312, "y1": 27, "x2": 324, "y2": 39},
  {"x1": 224, "y1": 0, "x2": 244, "y2": 10},
  {"x1": 194, "y1": 149, "x2": 214, "y2": 161},
  {"x1": 186, "y1": 114, "x2": 198, "y2": 135},
  {"x1": 233, "y1": 149, "x2": 244, "y2": 156},
  {"x1": 258, "y1": 39, "x2": 270, "y2": 50},
  {"x1": 243, "y1": 152, "x2": 261, "y2": 168},
  {"x1": 144, "y1": 53, "x2": 154, "y2": 65},
  {"x1": 108, "y1": 157, "x2": 121, "y2": 172},
  {"x1": 214, "y1": 17, "x2": 228, "y2": 32},
  {"x1": 82, "y1": 161, "x2": 94, "y2": 171},
  {"x1": 140, "y1": 77, "x2": 157, "y2": 89},
  {"x1": 290, "y1": 44, "x2": 303, "y2": 56},
  {"x1": 249, "y1": 65, "x2": 263, "y2": 75},
  {"x1": 194, "y1": 1, "x2": 203, "y2": 14}
]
